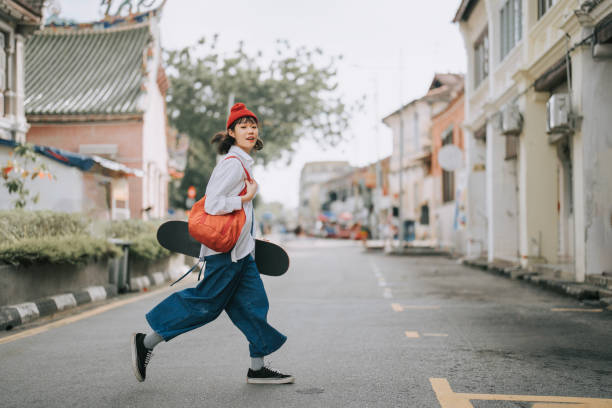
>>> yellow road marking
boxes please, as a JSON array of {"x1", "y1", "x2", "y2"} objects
[
  {"x1": 423, "y1": 333, "x2": 448, "y2": 337},
  {"x1": 392, "y1": 303, "x2": 403, "y2": 312},
  {"x1": 391, "y1": 303, "x2": 440, "y2": 312},
  {"x1": 430, "y1": 378, "x2": 612, "y2": 407},
  {"x1": 405, "y1": 331, "x2": 420, "y2": 338},
  {"x1": 0, "y1": 285, "x2": 175, "y2": 345},
  {"x1": 551, "y1": 308, "x2": 603, "y2": 313}
]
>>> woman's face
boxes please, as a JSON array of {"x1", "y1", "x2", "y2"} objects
[{"x1": 230, "y1": 119, "x2": 259, "y2": 153}]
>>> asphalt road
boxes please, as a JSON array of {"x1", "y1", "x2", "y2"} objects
[{"x1": 1, "y1": 238, "x2": 611, "y2": 407}]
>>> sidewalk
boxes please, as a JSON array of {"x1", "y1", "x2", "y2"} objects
[
  {"x1": 461, "y1": 258, "x2": 612, "y2": 311},
  {"x1": 364, "y1": 239, "x2": 451, "y2": 256}
]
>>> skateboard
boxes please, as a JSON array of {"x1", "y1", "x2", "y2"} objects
[{"x1": 157, "y1": 220, "x2": 290, "y2": 277}]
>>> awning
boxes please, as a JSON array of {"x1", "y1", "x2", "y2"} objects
[
  {"x1": 534, "y1": 57, "x2": 567, "y2": 92},
  {"x1": 0, "y1": 138, "x2": 142, "y2": 177}
]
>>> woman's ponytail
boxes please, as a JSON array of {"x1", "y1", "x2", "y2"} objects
[{"x1": 210, "y1": 131, "x2": 235, "y2": 155}]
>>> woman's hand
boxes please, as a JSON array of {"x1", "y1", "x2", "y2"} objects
[{"x1": 241, "y1": 179, "x2": 258, "y2": 203}]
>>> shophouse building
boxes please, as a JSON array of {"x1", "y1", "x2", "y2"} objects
[{"x1": 454, "y1": 0, "x2": 612, "y2": 281}]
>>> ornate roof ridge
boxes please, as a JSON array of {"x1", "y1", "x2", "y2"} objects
[
  {"x1": 41, "y1": 20, "x2": 151, "y2": 36},
  {"x1": 44, "y1": 7, "x2": 160, "y2": 33}
]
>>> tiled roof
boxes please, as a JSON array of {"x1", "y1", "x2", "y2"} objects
[
  {"x1": 25, "y1": 24, "x2": 151, "y2": 117},
  {"x1": 453, "y1": 0, "x2": 479, "y2": 23},
  {"x1": 15, "y1": 0, "x2": 44, "y2": 16}
]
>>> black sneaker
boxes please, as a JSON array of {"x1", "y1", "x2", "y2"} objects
[
  {"x1": 247, "y1": 366, "x2": 295, "y2": 384},
  {"x1": 131, "y1": 333, "x2": 153, "y2": 382}
]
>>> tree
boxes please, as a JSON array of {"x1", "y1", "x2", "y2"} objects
[
  {"x1": 165, "y1": 37, "x2": 355, "y2": 208},
  {"x1": 1, "y1": 144, "x2": 54, "y2": 209}
]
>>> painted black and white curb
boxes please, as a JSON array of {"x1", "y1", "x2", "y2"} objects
[
  {"x1": 0, "y1": 285, "x2": 117, "y2": 331},
  {"x1": 0, "y1": 265, "x2": 190, "y2": 331}
]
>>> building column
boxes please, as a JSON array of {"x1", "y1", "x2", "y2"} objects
[
  {"x1": 518, "y1": 90, "x2": 559, "y2": 268},
  {"x1": 14, "y1": 34, "x2": 27, "y2": 143},
  {"x1": 464, "y1": 127, "x2": 488, "y2": 258},
  {"x1": 485, "y1": 116, "x2": 520, "y2": 263},
  {"x1": 571, "y1": 37, "x2": 612, "y2": 280}
]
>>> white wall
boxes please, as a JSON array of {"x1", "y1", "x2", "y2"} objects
[
  {"x1": 142, "y1": 16, "x2": 169, "y2": 219},
  {"x1": 0, "y1": 146, "x2": 84, "y2": 212}
]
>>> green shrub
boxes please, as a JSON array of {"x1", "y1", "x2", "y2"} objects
[
  {"x1": 128, "y1": 233, "x2": 171, "y2": 263},
  {"x1": 105, "y1": 219, "x2": 159, "y2": 239},
  {"x1": 0, "y1": 235, "x2": 121, "y2": 266},
  {"x1": 0, "y1": 210, "x2": 88, "y2": 243},
  {"x1": 0, "y1": 210, "x2": 171, "y2": 266},
  {"x1": 105, "y1": 219, "x2": 170, "y2": 263}
]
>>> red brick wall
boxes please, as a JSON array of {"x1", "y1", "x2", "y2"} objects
[
  {"x1": 431, "y1": 93, "x2": 465, "y2": 177},
  {"x1": 27, "y1": 121, "x2": 145, "y2": 218}
]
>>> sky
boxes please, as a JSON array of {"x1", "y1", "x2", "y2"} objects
[{"x1": 55, "y1": 0, "x2": 466, "y2": 209}]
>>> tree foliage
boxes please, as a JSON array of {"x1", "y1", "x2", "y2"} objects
[{"x1": 165, "y1": 37, "x2": 354, "y2": 208}]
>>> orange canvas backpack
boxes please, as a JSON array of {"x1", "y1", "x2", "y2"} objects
[{"x1": 187, "y1": 156, "x2": 252, "y2": 253}]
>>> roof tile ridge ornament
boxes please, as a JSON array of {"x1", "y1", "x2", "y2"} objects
[
  {"x1": 101, "y1": 0, "x2": 167, "y2": 19},
  {"x1": 44, "y1": 1, "x2": 167, "y2": 33},
  {"x1": 43, "y1": 19, "x2": 151, "y2": 35}
]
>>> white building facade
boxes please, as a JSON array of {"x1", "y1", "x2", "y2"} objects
[
  {"x1": 383, "y1": 74, "x2": 464, "y2": 242},
  {"x1": 455, "y1": 0, "x2": 612, "y2": 280}
]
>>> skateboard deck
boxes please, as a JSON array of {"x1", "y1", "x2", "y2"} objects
[{"x1": 157, "y1": 220, "x2": 289, "y2": 277}]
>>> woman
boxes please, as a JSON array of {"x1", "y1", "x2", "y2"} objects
[{"x1": 131, "y1": 103, "x2": 293, "y2": 385}]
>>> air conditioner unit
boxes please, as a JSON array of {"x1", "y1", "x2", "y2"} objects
[
  {"x1": 546, "y1": 93, "x2": 570, "y2": 133},
  {"x1": 501, "y1": 103, "x2": 522, "y2": 136}
]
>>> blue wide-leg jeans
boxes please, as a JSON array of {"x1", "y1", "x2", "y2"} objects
[{"x1": 145, "y1": 253, "x2": 286, "y2": 358}]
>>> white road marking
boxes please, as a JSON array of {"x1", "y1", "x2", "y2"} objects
[{"x1": 370, "y1": 259, "x2": 392, "y2": 298}]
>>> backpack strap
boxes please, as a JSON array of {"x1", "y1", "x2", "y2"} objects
[{"x1": 224, "y1": 155, "x2": 252, "y2": 182}]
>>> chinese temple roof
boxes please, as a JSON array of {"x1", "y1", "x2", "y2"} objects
[{"x1": 25, "y1": 13, "x2": 156, "y2": 119}]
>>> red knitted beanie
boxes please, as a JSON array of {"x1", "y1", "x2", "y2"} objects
[{"x1": 226, "y1": 103, "x2": 258, "y2": 130}]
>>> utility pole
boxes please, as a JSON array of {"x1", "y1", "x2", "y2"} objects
[
  {"x1": 227, "y1": 92, "x2": 235, "y2": 116},
  {"x1": 398, "y1": 50, "x2": 405, "y2": 246},
  {"x1": 373, "y1": 77, "x2": 382, "y2": 239}
]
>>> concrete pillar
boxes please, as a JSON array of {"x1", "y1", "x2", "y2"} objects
[
  {"x1": 485, "y1": 117, "x2": 520, "y2": 263},
  {"x1": 14, "y1": 34, "x2": 27, "y2": 143},
  {"x1": 518, "y1": 90, "x2": 558, "y2": 267},
  {"x1": 572, "y1": 41, "x2": 612, "y2": 280},
  {"x1": 464, "y1": 127, "x2": 488, "y2": 258}
]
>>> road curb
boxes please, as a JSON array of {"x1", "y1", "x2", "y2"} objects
[
  {"x1": 0, "y1": 266, "x2": 190, "y2": 331},
  {"x1": 0, "y1": 284, "x2": 117, "y2": 331},
  {"x1": 462, "y1": 259, "x2": 612, "y2": 309}
]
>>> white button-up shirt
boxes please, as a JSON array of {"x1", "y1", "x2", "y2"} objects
[{"x1": 199, "y1": 145, "x2": 256, "y2": 262}]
